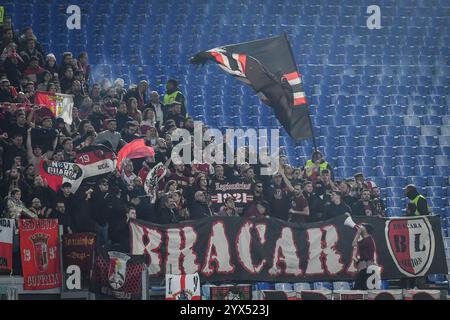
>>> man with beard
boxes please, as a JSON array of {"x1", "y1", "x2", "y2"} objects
[
  {"x1": 352, "y1": 189, "x2": 377, "y2": 217},
  {"x1": 210, "y1": 165, "x2": 228, "y2": 183},
  {"x1": 168, "y1": 163, "x2": 191, "y2": 191},
  {"x1": 339, "y1": 181, "x2": 358, "y2": 208},
  {"x1": 95, "y1": 119, "x2": 126, "y2": 152},
  {"x1": 50, "y1": 201, "x2": 73, "y2": 234},
  {"x1": 266, "y1": 172, "x2": 291, "y2": 221},
  {"x1": 308, "y1": 180, "x2": 331, "y2": 222},
  {"x1": 87, "y1": 103, "x2": 107, "y2": 132},
  {"x1": 121, "y1": 121, "x2": 140, "y2": 143},
  {"x1": 29, "y1": 197, "x2": 51, "y2": 218},
  {"x1": 289, "y1": 183, "x2": 309, "y2": 223},
  {"x1": 2, "y1": 133, "x2": 27, "y2": 171}
]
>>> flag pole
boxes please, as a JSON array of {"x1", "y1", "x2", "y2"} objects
[{"x1": 284, "y1": 33, "x2": 318, "y2": 152}]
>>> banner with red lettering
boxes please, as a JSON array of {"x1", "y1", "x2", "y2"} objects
[
  {"x1": 130, "y1": 216, "x2": 448, "y2": 282},
  {"x1": 19, "y1": 219, "x2": 61, "y2": 290}
]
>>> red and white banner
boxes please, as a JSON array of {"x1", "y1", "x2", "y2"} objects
[
  {"x1": 39, "y1": 160, "x2": 84, "y2": 193},
  {"x1": 165, "y1": 273, "x2": 201, "y2": 300},
  {"x1": 35, "y1": 91, "x2": 74, "y2": 124},
  {"x1": 19, "y1": 219, "x2": 61, "y2": 290},
  {"x1": 0, "y1": 218, "x2": 14, "y2": 271},
  {"x1": 75, "y1": 145, "x2": 116, "y2": 179}
]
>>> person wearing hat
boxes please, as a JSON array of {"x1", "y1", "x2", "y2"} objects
[
  {"x1": 95, "y1": 118, "x2": 126, "y2": 152},
  {"x1": 44, "y1": 53, "x2": 58, "y2": 75},
  {"x1": 303, "y1": 150, "x2": 333, "y2": 183},
  {"x1": 404, "y1": 184, "x2": 431, "y2": 216},
  {"x1": 324, "y1": 190, "x2": 352, "y2": 220},
  {"x1": 163, "y1": 79, "x2": 187, "y2": 117}
]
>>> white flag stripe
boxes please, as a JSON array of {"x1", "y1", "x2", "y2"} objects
[
  {"x1": 232, "y1": 53, "x2": 244, "y2": 73},
  {"x1": 293, "y1": 92, "x2": 306, "y2": 99},
  {"x1": 0, "y1": 218, "x2": 14, "y2": 244},
  {"x1": 55, "y1": 93, "x2": 74, "y2": 125},
  {"x1": 288, "y1": 78, "x2": 301, "y2": 86}
]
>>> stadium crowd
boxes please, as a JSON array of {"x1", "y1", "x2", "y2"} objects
[{"x1": 0, "y1": 18, "x2": 393, "y2": 273}]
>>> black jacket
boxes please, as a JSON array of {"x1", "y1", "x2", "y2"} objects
[
  {"x1": 351, "y1": 200, "x2": 377, "y2": 217},
  {"x1": 189, "y1": 201, "x2": 213, "y2": 220}
]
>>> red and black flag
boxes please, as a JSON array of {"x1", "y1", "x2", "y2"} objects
[{"x1": 190, "y1": 34, "x2": 313, "y2": 141}]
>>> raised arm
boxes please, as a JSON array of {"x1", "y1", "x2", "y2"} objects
[{"x1": 26, "y1": 128, "x2": 36, "y2": 163}]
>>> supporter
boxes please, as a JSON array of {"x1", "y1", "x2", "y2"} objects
[
  {"x1": 115, "y1": 101, "x2": 134, "y2": 132},
  {"x1": 308, "y1": 180, "x2": 331, "y2": 222},
  {"x1": 27, "y1": 174, "x2": 55, "y2": 210},
  {"x1": 0, "y1": 78, "x2": 16, "y2": 102},
  {"x1": 320, "y1": 169, "x2": 337, "y2": 192},
  {"x1": 60, "y1": 66, "x2": 76, "y2": 94},
  {"x1": 140, "y1": 108, "x2": 156, "y2": 135},
  {"x1": 339, "y1": 181, "x2": 357, "y2": 208},
  {"x1": 95, "y1": 119, "x2": 125, "y2": 152},
  {"x1": 171, "y1": 190, "x2": 190, "y2": 220},
  {"x1": 266, "y1": 172, "x2": 291, "y2": 221},
  {"x1": 50, "y1": 200, "x2": 73, "y2": 234},
  {"x1": 3, "y1": 47, "x2": 23, "y2": 88},
  {"x1": 288, "y1": 183, "x2": 309, "y2": 223},
  {"x1": 165, "y1": 102, "x2": 185, "y2": 128},
  {"x1": 126, "y1": 97, "x2": 142, "y2": 123},
  {"x1": 157, "y1": 194, "x2": 182, "y2": 224},
  {"x1": 77, "y1": 52, "x2": 90, "y2": 82},
  {"x1": 88, "y1": 103, "x2": 107, "y2": 132},
  {"x1": 121, "y1": 160, "x2": 137, "y2": 188},
  {"x1": 168, "y1": 163, "x2": 191, "y2": 190},
  {"x1": 113, "y1": 78, "x2": 127, "y2": 102},
  {"x1": 111, "y1": 206, "x2": 136, "y2": 251},
  {"x1": 154, "y1": 137, "x2": 170, "y2": 163},
  {"x1": 325, "y1": 190, "x2": 352, "y2": 219},
  {"x1": 351, "y1": 189, "x2": 376, "y2": 216},
  {"x1": 18, "y1": 27, "x2": 44, "y2": 55},
  {"x1": 89, "y1": 82, "x2": 102, "y2": 103},
  {"x1": 121, "y1": 120, "x2": 140, "y2": 143},
  {"x1": 23, "y1": 56, "x2": 45, "y2": 83},
  {"x1": 211, "y1": 164, "x2": 227, "y2": 183},
  {"x1": 371, "y1": 186, "x2": 386, "y2": 217},
  {"x1": 125, "y1": 80, "x2": 148, "y2": 110},
  {"x1": 36, "y1": 70, "x2": 52, "y2": 91},
  {"x1": 90, "y1": 179, "x2": 115, "y2": 246},
  {"x1": 352, "y1": 223, "x2": 376, "y2": 290},
  {"x1": 3, "y1": 188, "x2": 38, "y2": 219},
  {"x1": 19, "y1": 38, "x2": 44, "y2": 69},
  {"x1": 146, "y1": 90, "x2": 164, "y2": 128},
  {"x1": 58, "y1": 52, "x2": 73, "y2": 75},
  {"x1": 29, "y1": 197, "x2": 51, "y2": 218},
  {"x1": 44, "y1": 53, "x2": 58, "y2": 75},
  {"x1": 163, "y1": 79, "x2": 186, "y2": 116},
  {"x1": 2, "y1": 132, "x2": 27, "y2": 171},
  {"x1": 189, "y1": 190, "x2": 213, "y2": 220},
  {"x1": 216, "y1": 196, "x2": 239, "y2": 216}
]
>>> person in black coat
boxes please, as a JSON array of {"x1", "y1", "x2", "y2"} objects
[
  {"x1": 157, "y1": 194, "x2": 181, "y2": 224},
  {"x1": 189, "y1": 191, "x2": 213, "y2": 220},
  {"x1": 351, "y1": 189, "x2": 377, "y2": 217},
  {"x1": 324, "y1": 191, "x2": 352, "y2": 220}
]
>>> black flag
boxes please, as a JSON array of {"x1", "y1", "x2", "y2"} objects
[{"x1": 190, "y1": 34, "x2": 313, "y2": 141}]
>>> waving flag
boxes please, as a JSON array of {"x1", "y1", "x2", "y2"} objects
[
  {"x1": 35, "y1": 91, "x2": 74, "y2": 125},
  {"x1": 75, "y1": 144, "x2": 117, "y2": 178},
  {"x1": 116, "y1": 139, "x2": 155, "y2": 171},
  {"x1": 39, "y1": 160, "x2": 84, "y2": 193},
  {"x1": 190, "y1": 34, "x2": 313, "y2": 141}
]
